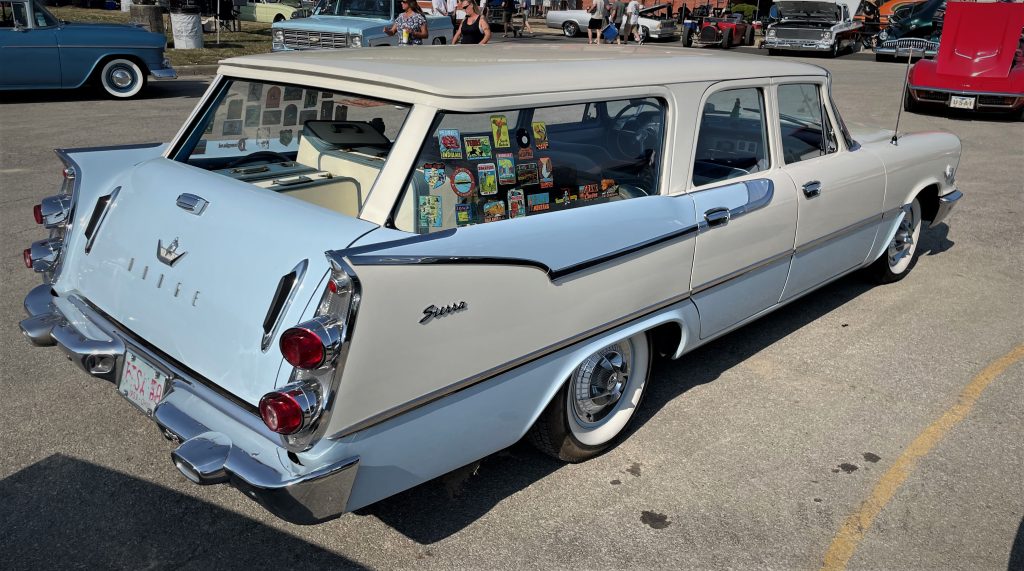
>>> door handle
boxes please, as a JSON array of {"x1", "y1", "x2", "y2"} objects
[
  {"x1": 802, "y1": 180, "x2": 822, "y2": 198},
  {"x1": 703, "y1": 207, "x2": 731, "y2": 229}
]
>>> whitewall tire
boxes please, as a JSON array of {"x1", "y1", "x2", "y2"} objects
[
  {"x1": 98, "y1": 58, "x2": 146, "y2": 99},
  {"x1": 868, "y1": 197, "x2": 923, "y2": 283},
  {"x1": 528, "y1": 332, "x2": 651, "y2": 462}
]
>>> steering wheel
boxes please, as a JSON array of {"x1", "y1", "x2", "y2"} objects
[
  {"x1": 612, "y1": 100, "x2": 663, "y2": 159},
  {"x1": 226, "y1": 151, "x2": 293, "y2": 168}
]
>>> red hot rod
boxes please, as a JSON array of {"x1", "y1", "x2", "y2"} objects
[{"x1": 693, "y1": 14, "x2": 755, "y2": 48}]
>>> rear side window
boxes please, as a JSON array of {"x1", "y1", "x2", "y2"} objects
[
  {"x1": 692, "y1": 87, "x2": 769, "y2": 187},
  {"x1": 394, "y1": 97, "x2": 667, "y2": 233},
  {"x1": 778, "y1": 83, "x2": 837, "y2": 164}
]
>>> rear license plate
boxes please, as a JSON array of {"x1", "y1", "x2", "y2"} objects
[
  {"x1": 118, "y1": 350, "x2": 167, "y2": 415},
  {"x1": 950, "y1": 96, "x2": 976, "y2": 110}
]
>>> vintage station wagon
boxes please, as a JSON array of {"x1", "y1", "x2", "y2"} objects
[{"x1": 20, "y1": 46, "x2": 963, "y2": 524}]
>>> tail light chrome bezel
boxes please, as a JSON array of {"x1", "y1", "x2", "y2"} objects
[
  {"x1": 259, "y1": 381, "x2": 323, "y2": 435},
  {"x1": 38, "y1": 195, "x2": 73, "y2": 229},
  {"x1": 268, "y1": 253, "x2": 361, "y2": 453}
]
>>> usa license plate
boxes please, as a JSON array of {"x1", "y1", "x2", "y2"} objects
[
  {"x1": 949, "y1": 96, "x2": 975, "y2": 110},
  {"x1": 118, "y1": 350, "x2": 167, "y2": 415}
]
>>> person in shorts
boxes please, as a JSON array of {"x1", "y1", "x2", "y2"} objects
[
  {"x1": 612, "y1": 0, "x2": 630, "y2": 43},
  {"x1": 587, "y1": 0, "x2": 607, "y2": 44}
]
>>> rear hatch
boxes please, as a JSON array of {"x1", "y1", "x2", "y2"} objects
[{"x1": 59, "y1": 158, "x2": 378, "y2": 405}]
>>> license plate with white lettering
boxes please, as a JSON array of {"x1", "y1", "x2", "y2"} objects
[
  {"x1": 949, "y1": 96, "x2": 975, "y2": 110},
  {"x1": 118, "y1": 350, "x2": 167, "y2": 415}
]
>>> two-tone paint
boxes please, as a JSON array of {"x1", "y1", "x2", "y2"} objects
[
  {"x1": 19, "y1": 46, "x2": 963, "y2": 523},
  {"x1": 763, "y1": 0, "x2": 863, "y2": 56}
]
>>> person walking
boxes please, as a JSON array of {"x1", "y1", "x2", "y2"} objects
[
  {"x1": 612, "y1": 0, "x2": 629, "y2": 43},
  {"x1": 586, "y1": 0, "x2": 607, "y2": 44},
  {"x1": 384, "y1": 0, "x2": 429, "y2": 45},
  {"x1": 452, "y1": 0, "x2": 492, "y2": 43},
  {"x1": 432, "y1": 0, "x2": 457, "y2": 27},
  {"x1": 626, "y1": 0, "x2": 642, "y2": 44}
]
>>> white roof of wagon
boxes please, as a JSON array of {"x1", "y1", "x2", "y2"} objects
[{"x1": 219, "y1": 45, "x2": 825, "y2": 99}]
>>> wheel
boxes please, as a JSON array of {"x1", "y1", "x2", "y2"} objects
[
  {"x1": 866, "y1": 198, "x2": 922, "y2": 284},
  {"x1": 527, "y1": 333, "x2": 652, "y2": 462},
  {"x1": 432, "y1": 36, "x2": 445, "y2": 44},
  {"x1": 903, "y1": 87, "x2": 918, "y2": 113},
  {"x1": 682, "y1": 29, "x2": 693, "y2": 47},
  {"x1": 562, "y1": 20, "x2": 579, "y2": 37},
  {"x1": 722, "y1": 31, "x2": 732, "y2": 49},
  {"x1": 97, "y1": 58, "x2": 146, "y2": 99},
  {"x1": 829, "y1": 42, "x2": 839, "y2": 58},
  {"x1": 767, "y1": 48, "x2": 780, "y2": 56},
  {"x1": 640, "y1": 26, "x2": 650, "y2": 43},
  {"x1": 744, "y1": 27, "x2": 753, "y2": 45}
]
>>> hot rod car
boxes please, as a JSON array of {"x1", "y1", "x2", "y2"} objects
[
  {"x1": 904, "y1": 0, "x2": 1024, "y2": 119},
  {"x1": 692, "y1": 13, "x2": 754, "y2": 49},
  {"x1": 20, "y1": 45, "x2": 962, "y2": 524}
]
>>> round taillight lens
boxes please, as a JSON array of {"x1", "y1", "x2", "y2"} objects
[
  {"x1": 259, "y1": 392, "x2": 304, "y2": 434},
  {"x1": 23, "y1": 248, "x2": 33, "y2": 269},
  {"x1": 33, "y1": 204, "x2": 43, "y2": 225},
  {"x1": 280, "y1": 327, "x2": 325, "y2": 369}
]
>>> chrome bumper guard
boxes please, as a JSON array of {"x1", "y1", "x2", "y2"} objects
[
  {"x1": 762, "y1": 39, "x2": 833, "y2": 51},
  {"x1": 150, "y1": 60, "x2": 177, "y2": 80},
  {"x1": 931, "y1": 189, "x2": 962, "y2": 227},
  {"x1": 19, "y1": 284, "x2": 358, "y2": 525}
]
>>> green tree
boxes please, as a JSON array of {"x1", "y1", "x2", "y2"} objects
[{"x1": 730, "y1": 3, "x2": 758, "y2": 21}]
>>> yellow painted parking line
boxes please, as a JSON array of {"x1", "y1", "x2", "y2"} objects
[{"x1": 821, "y1": 342, "x2": 1024, "y2": 571}]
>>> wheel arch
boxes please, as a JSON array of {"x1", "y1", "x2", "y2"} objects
[
  {"x1": 865, "y1": 182, "x2": 939, "y2": 267},
  {"x1": 88, "y1": 54, "x2": 151, "y2": 84}
]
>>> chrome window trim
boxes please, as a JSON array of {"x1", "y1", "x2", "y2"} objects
[{"x1": 260, "y1": 258, "x2": 308, "y2": 352}]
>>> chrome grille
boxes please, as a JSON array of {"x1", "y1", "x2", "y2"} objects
[
  {"x1": 699, "y1": 26, "x2": 718, "y2": 41},
  {"x1": 881, "y1": 38, "x2": 939, "y2": 53},
  {"x1": 283, "y1": 30, "x2": 350, "y2": 49},
  {"x1": 916, "y1": 90, "x2": 949, "y2": 102},
  {"x1": 773, "y1": 27, "x2": 824, "y2": 40}
]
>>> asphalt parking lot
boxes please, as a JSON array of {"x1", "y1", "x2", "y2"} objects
[{"x1": 1, "y1": 37, "x2": 1022, "y2": 570}]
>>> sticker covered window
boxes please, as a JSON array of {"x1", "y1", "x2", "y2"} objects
[{"x1": 394, "y1": 98, "x2": 667, "y2": 233}]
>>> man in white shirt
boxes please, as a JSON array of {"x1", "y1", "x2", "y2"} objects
[
  {"x1": 626, "y1": 0, "x2": 641, "y2": 44},
  {"x1": 432, "y1": 0, "x2": 458, "y2": 25}
]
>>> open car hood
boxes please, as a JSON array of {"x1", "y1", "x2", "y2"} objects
[
  {"x1": 776, "y1": 0, "x2": 860, "y2": 21},
  {"x1": 933, "y1": 1, "x2": 1024, "y2": 80}
]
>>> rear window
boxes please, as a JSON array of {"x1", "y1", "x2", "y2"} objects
[
  {"x1": 174, "y1": 79, "x2": 410, "y2": 219},
  {"x1": 692, "y1": 87, "x2": 769, "y2": 187},
  {"x1": 393, "y1": 97, "x2": 667, "y2": 233}
]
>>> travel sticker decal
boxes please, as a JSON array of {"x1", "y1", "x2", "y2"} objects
[
  {"x1": 423, "y1": 163, "x2": 447, "y2": 191},
  {"x1": 528, "y1": 192, "x2": 550, "y2": 213},
  {"x1": 496, "y1": 153, "x2": 516, "y2": 185},
  {"x1": 532, "y1": 122, "x2": 549, "y2": 150},
  {"x1": 508, "y1": 189, "x2": 526, "y2": 219},
  {"x1": 483, "y1": 200, "x2": 506, "y2": 223},
  {"x1": 450, "y1": 166, "x2": 475, "y2": 197},
  {"x1": 579, "y1": 183, "x2": 600, "y2": 200},
  {"x1": 478, "y1": 163, "x2": 498, "y2": 196},
  {"x1": 516, "y1": 162, "x2": 538, "y2": 186},
  {"x1": 464, "y1": 135, "x2": 493, "y2": 160},
  {"x1": 490, "y1": 115, "x2": 511, "y2": 148},
  {"x1": 516, "y1": 127, "x2": 531, "y2": 148},
  {"x1": 455, "y1": 204, "x2": 473, "y2": 226},
  {"x1": 538, "y1": 157, "x2": 554, "y2": 189},
  {"x1": 279, "y1": 129, "x2": 294, "y2": 146},
  {"x1": 418, "y1": 195, "x2": 442, "y2": 229},
  {"x1": 438, "y1": 129, "x2": 463, "y2": 159}
]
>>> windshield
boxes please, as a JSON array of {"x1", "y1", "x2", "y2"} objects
[
  {"x1": 777, "y1": 1, "x2": 840, "y2": 19},
  {"x1": 313, "y1": 0, "x2": 395, "y2": 18}
]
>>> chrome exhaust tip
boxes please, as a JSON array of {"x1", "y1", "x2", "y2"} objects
[{"x1": 18, "y1": 313, "x2": 59, "y2": 346}]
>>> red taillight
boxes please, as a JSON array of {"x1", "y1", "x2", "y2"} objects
[
  {"x1": 259, "y1": 392, "x2": 304, "y2": 434},
  {"x1": 23, "y1": 248, "x2": 33, "y2": 269},
  {"x1": 327, "y1": 279, "x2": 339, "y2": 294},
  {"x1": 33, "y1": 204, "x2": 43, "y2": 225},
  {"x1": 280, "y1": 327, "x2": 325, "y2": 369}
]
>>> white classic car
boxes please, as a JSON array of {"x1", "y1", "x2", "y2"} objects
[
  {"x1": 20, "y1": 46, "x2": 962, "y2": 524},
  {"x1": 546, "y1": 4, "x2": 679, "y2": 41}
]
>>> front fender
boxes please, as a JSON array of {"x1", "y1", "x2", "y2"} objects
[{"x1": 62, "y1": 47, "x2": 167, "y2": 88}]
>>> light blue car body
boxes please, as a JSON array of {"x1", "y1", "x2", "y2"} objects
[
  {"x1": 272, "y1": 13, "x2": 454, "y2": 49},
  {"x1": 0, "y1": 0, "x2": 175, "y2": 91}
]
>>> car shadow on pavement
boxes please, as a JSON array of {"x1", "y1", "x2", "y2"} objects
[
  {"x1": 0, "y1": 79, "x2": 210, "y2": 104},
  {"x1": 1009, "y1": 516, "x2": 1024, "y2": 570},
  {"x1": 0, "y1": 454, "x2": 367, "y2": 570},
  {"x1": 918, "y1": 222, "x2": 954, "y2": 257}
]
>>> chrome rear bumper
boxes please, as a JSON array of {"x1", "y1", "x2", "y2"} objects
[{"x1": 19, "y1": 284, "x2": 358, "y2": 524}]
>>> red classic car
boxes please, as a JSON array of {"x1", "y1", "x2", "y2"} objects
[
  {"x1": 693, "y1": 14, "x2": 755, "y2": 48},
  {"x1": 905, "y1": 1, "x2": 1024, "y2": 118}
]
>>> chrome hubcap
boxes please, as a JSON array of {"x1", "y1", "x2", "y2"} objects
[
  {"x1": 111, "y1": 68, "x2": 133, "y2": 89},
  {"x1": 888, "y1": 207, "x2": 916, "y2": 266},
  {"x1": 571, "y1": 343, "x2": 631, "y2": 425}
]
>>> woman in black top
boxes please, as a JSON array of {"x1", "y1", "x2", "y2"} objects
[{"x1": 452, "y1": 0, "x2": 492, "y2": 44}]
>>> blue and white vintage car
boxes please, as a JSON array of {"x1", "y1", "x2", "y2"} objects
[
  {"x1": 272, "y1": 0, "x2": 453, "y2": 49},
  {"x1": 0, "y1": 0, "x2": 175, "y2": 98},
  {"x1": 20, "y1": 46, "x2": 962, "y2": 524}
]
